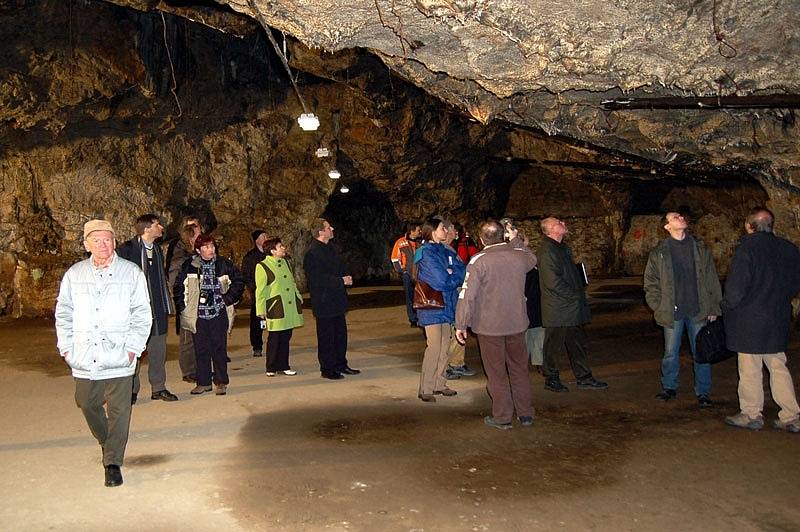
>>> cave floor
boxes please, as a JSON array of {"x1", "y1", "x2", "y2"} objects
[{"x1": 1, "y1": 280, "x2": 799, "y2": 531}]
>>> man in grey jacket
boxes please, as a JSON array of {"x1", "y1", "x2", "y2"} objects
[
  {"x1": 644, "y1": 212, "x2": 721, "y2": 407},
  {"x1": 538, "y1": 217, "x2": 607, "y2": 392},
  {"x1": 55, "y1": 219, "x2": 152, "y2": 487},
  {"x1": 455, "y1": 221, "x2": 537, "y2": 430}
]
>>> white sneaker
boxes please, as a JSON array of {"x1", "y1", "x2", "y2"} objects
[
  {"x1": 724, "y1": 412, "x2": 764, "y2": 430},
  {"x1": 773, "y1": 418, "x2": 800, "y2": 433},
  {"x1": 265, "y1": 371, "x2": 277, "y2": 377},
  {"x1": 281, "y1": 369, "x2": 297, "y2": 376}
]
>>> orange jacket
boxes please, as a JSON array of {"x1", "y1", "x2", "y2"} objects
[{"x1": 391, "y1": 235, "x2": 418, "y2": 273}]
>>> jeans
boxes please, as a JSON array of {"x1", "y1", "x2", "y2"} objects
[
  {"x1": 402, "y1": 272, "x2": 417, "y2": 325},
  {"x1": 662, "y1": 317, "x2": 710, "y2": 396}
]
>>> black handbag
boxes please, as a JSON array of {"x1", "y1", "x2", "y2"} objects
[
  {"x1": 694, "y1": 318, "x2": 736, "y2": 364},
  {"x1": 412, "y1": 280, "x2": 445, "y2": 310}
]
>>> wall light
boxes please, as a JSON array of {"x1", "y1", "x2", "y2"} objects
[
  {"x1": 340, "y1": 185, "x2": 349, "y2": 193},
  {"x1": 328, "y1": 169, "x2": 341, "y2": 179},
  {"x1": 298, "y1": 113, "x2": 320, "y2": 131}
]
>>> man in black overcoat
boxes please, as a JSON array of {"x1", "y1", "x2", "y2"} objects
[
  {"x1": 723, "y1": 207, "x2": 800, "y2": 433},
  {"x1": 303, "y1": 218, "x2": 360, "y2": 380}
]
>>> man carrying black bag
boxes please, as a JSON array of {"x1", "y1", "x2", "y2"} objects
[{"x1": 723, "y1": 207, "x2": 800, "y2": 433}]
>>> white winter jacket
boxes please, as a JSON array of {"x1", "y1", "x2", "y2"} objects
[{"x1": 55, "y1": 253, "x2": 152, "y2": 380}]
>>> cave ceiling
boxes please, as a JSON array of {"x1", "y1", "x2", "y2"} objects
[{"x1": 107, "y1": 0, "x2": 800, "y2": 189}]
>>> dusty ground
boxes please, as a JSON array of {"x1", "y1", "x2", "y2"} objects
[{"x1": 1, "y1": 280, "x2": 799, "y2": 531}]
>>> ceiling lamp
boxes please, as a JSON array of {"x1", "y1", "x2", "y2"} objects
[
  {"x1": 340, "y1": 185, "x2": 349, "y2": 193},
  {"x1": 328, "y1": 169, "x2": 341, "y2": 179},
  {"x1": 298, "y1": 113, "x2": 320, "y2": 131},
  {"x1": 247, "y1": 0, "x2": 320, "y2": 131},
  {"x1": 315, "y1": 147, "x2": 330, "y2": 158}
]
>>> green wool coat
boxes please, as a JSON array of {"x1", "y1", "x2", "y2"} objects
[{"x1": 255, "y1": 256, "x2": 305, "y2": 332}]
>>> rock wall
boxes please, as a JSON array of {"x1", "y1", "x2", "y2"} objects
[
  {"x1": 1, "y1": 1, "x2": 794, "y2": 317},
  {"x1": 0, "y1": 1, "x2": 518, "y2": 315}
]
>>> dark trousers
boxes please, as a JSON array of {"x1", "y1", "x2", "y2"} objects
[
  {"x1": 194, "y1": 312, "x2": 230, "y2": 386},
  {"x1": 133, "y1": 333, "x2": 167, "y2": 394},
  {"x1": 266, "y1": 328, "x2": 293, "y2": 372},
  {"x1": 477, "y1": 333, "x2": 532, "y2": 423},
  {"x1": 402, "y1": 272, "x2": 418, "y2": 325},
  {"x1": 542, "y1": 325, "x2": 593, "y2": 382},
  {"x1": 74, "y1": 376, "x2": 133, "y2": 466},
  {"x1": 316, "y1": 314, "x2": 348, "y2": 374},
  {"x1": 249, "y1": 299, "x2": 264, "y2": 352}
]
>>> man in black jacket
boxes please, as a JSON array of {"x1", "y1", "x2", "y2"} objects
[
  {"x1": 303, "y1": 218, "x2": 359, "y2": 380},
  {"x1": 241, "y1": 229, "x2": 268, "y2": 357},
  {"x1": 723, "y1": 207, "x2": 800, "y2": 433},
  {"x1": 117, "y1": 214, "x2": 178, "y2": 404}
]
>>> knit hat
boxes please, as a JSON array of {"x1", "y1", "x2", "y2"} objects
[
  {"x1": 251, "y1": 229, "x2": 266, "y2": 243},
  {"x1": 83, "y1": 219, "x2": 115, "y2": 239},
  {"x1": 194, "y1": 233, "x2": 216, "y2": 251}
]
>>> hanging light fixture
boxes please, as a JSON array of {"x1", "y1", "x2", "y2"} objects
[
  {"x1": 248, "y1": 0, "x2": 319, "y2": 131},
  {"x1": 340, "y1": 185, "x2": 349, "y2": 193},
  {"x1": 297, "y1": 113, "x2": 320, "y2": 131},
  {"x1": 315, "y1": 147, "x2": 330, "y2": 158},
  {"x1": 328, "y1": 169, "x2": 341, "y2": 179}
]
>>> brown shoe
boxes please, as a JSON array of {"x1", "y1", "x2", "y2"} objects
[
  {"x1": 215, "y1": 384, "x2": 227, "y2": 396},
  {"x1": 418, "y1": 393, "x2": 436, "y2": 402},
  {"x1": 434, "y1": 388, "x2": 457, "y2": 397},
  {"x1": 190, "y1": 385, "x2": 212, "y2": 395}
]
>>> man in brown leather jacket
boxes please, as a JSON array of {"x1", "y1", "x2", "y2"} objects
[{"x1": 455, "y1": 221, "x2": 537, "y2": 430}]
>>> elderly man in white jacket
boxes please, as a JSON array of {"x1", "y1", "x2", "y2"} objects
[{"x1": 55, "y1": 219, "x2": 152, "y2": 487}]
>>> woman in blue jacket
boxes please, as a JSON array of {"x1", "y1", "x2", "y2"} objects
[{"x1": 414, "y1": 216, "x2": 466, "y2": 402}]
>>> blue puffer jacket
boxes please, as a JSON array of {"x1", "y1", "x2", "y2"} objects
[{"x1": 414, "y1": 242, "x2": 466, "y2": 326}]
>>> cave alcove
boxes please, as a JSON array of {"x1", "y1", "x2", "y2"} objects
[{"x1": 321, "y1": 179, "x2": 402, "y2": 282}]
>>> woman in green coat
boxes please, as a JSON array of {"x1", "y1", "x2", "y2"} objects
[{"x1": 255, "y1": 237, "x2": 305, "y2": 376}]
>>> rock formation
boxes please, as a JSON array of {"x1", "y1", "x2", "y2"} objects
[{"x1": 1, "y1": 0, "x2": 797, "y2": 316}]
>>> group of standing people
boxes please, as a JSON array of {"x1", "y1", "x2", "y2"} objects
[
  {"x1": 54, "y1": 205, "x2": 800, "y2": 488},
  {"x1": 54, "y1": 215, "x2": 354, "y2": 487},
  {"x1": 402, "y1": 207, "x2": 800, "y2": 435},
  {"x1": 644, "y1": 208, "x2": 800, "y2": 432}
]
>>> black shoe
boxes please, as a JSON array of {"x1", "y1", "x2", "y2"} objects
[
  {"x1": 418, "y1": 393, "x2": 436, "y2": 402},
  {"x1": 340, "y1": 367, "x2": 361, "y2": 375},
  {"x1": 182, "y1": 375, "x2": 196, "y2": 383},
  {"x1": 656, "y1": 389, "x2": 677, "y2": 401},
  {"x1": 444, "y1": 367, "x2": 462, "y2": 380},
  {"x1": 518, "y1": 415, "x2": 534, "y2": 427},
  {"x1": 322, "y1": 372, "x2": 344, "y2": 380},
  {"x1": 131, "y1": 393, "x2": 138, "y2": 405},
  {"x1": 151, "y1": 390, "x2": 178, "y2": 402},
  {"x1": 434, "y1": 388, "x2": 457, "y2": 396},
  {"x1": 577, "y1": 378, "x2": 608, "y2": 390},
  {"x1": 104, "y1": 465, "x2": 123, "y2": 487},
  {"x1": 544, "y1": 379, "x2": 569, "y2": 393},
  {"x1": 252, "y1": 350, "x2": 263, "y2": 357},
  {"x1": 697, "y1": 395, "x2": 714, "y2": 408}
]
